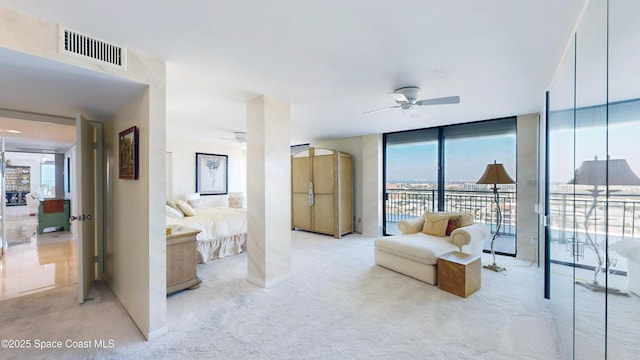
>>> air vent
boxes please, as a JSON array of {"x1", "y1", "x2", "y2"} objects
[{"x1": 59, "y1": 27, "x2": 127, "y2": 69}]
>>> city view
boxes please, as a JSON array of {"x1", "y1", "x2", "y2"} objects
[{"x1": 384, "y1": 118, "x2": 640, "y2": 276}]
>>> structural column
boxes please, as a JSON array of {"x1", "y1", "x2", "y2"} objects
[
  {"x1": 516, "y1": 113, "x2": 539, "y2": 262},
  {"x1": 362, "y1": 134, "x2": 383, "y2": 237},
  {"x1": 246, "y1": 95, "x2": 292, "y2": 287}
]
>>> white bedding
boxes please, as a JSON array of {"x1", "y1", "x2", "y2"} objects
[{"x1": 166, "y1": 207, "x2": 247, "y2": 263}]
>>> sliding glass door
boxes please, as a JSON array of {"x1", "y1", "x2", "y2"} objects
[
  {"x1": 384, "y1": 129, "x2": 438, "y2": 235},
  {"x1": 384, "y1": 118, "x2": 516, "y2": 253},
  {"x1": 443, "y1": 119, "x2": 516, "y2": 255}
]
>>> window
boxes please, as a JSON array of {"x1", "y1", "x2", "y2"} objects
[
  {"x1": 383, "y1": 117, "x2": 517, "y2": 255},
  {"x1": 40, "y1": 160, "x2": 56, "y2": 198},
  {"x1": 384, "y1": 129, "x2": 439, "y2": 235}
]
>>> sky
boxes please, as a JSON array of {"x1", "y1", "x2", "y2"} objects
[
  {"x1": 386, "y1": 134, "x2": 516, "y2": 183},
  {"x1": 386, "y1": 120, "x2": 640, "y2": 186},
  {"x1": 549, "y1": 122, "x2": 640, "y2": 184}
]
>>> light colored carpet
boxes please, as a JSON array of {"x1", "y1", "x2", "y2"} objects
[{"x1": 0, "y1": 231, "x2": 561, "y2": 359}]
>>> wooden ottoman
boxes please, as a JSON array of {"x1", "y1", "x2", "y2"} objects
[{"x1": 437, "y1": 251, "x2": 481, "y2": 298}]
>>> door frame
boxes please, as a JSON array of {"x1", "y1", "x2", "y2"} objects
[{"x1": 0, "y1": 109, "x2": 103, "y2": 299}]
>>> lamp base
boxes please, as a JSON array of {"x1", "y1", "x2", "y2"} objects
[
  {"x1": 575, "y1": 281, "x2": 630, "y2": 297},
  {"x1": 483, "y1": 263, "x2": 506, "y2": 272}
]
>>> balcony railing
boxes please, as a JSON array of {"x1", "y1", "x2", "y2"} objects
[
  {"x1": 385, "y1": 189, "x2": 640, "y2": 239},
  {"x1": 385, "y1": 189, "x2": 516, "y2": 236},
  {"x1": 547, "y1": 192, "x2": 640, "y2": 240}
]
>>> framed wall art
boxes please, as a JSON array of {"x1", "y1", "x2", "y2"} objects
[
  {"x1": 119, "y1": 126, "x2": 139, "y2": 180},
  {"x1": 196, "y1": 152, "x2": 228, "y2": 195}
]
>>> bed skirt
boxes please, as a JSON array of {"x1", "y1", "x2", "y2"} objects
[{"x1": 196, "y1": 233, "x2": 247, "y2": 263}]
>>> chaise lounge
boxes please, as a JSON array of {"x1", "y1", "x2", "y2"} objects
[{"x1": 375, "y1": 212, "x2": 489, "y2": 285}]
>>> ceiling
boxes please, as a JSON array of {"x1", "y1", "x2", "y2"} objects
[
  {"x1": 0, "y1": 116, "x2": 74, "y2": 153},
  {"x1": 0, "y1": 0, "x2": 586, "y2": 147}
]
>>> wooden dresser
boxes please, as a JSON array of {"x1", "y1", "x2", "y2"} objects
[
  {"x1": 291, "y1": 147, "x2": 353, "y2": 238},
  {"x1": 166, "y1": 226, "x2": 201, "y2": 295}
]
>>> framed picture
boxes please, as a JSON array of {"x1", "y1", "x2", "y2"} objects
[
  {"x1": 196, "y1": 152, "x2": 228, "y2": 195},
  {"x1": 119, "y1": 126, "x2": 139, "y2": 180}
]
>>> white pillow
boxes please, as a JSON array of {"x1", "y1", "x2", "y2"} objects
[
  {"x1": 175, "y1": 199, "x2": 197, "y2": 216},
  {"x1": 188, "y1": 198, "x2": 203, "y2": 208},
  {"x1": 166, "y1": 205, "x2": 184, "y2": 218}
]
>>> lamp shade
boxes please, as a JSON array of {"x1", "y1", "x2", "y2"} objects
[
  {"x1": 568, "y1": 158, "x2": 640, "y2": 186},
  {"x1": 476, "y1": 161, "x2": 515, "y2": 185}
]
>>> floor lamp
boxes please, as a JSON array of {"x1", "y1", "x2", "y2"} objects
[
  {"x1": 476, "y1": 161, "x2": 515, "y2": 272},
  {"x1": 568, "y1": 157, "x2": 640, "y2": 295}
]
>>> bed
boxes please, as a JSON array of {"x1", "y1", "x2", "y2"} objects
[{"x1": 166, "y1": 206, "x2": 247, "y2": 263}]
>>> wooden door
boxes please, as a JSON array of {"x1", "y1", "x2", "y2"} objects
[
  {"x1": 312, "y1": 153, "x2": 336, "y2": 236},
  {"x1": 291, "y1": 154, "x2": 312, "y2": 230},
  {"x1": 338, "y1": 153, "x2": 353, "y2": 235}
]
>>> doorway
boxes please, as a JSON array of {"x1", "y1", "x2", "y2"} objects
[{"x1": 0, "y1": 117, "x2": 77, "y2": 301}]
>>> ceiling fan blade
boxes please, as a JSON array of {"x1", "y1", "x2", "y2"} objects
[
  {"x1": 363, "y1": 105, "x2": 401, "y2": 115},
  {"x1": 415, "y1": 96, "x2": 460, "y2": 106},
  {"x1": 389, "y1": 93, "x2": 408, "y2": 102}
]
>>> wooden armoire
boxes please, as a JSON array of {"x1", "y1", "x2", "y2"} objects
[{"x1": 291, "y1": 148, "x2": 353, "y2": 238}]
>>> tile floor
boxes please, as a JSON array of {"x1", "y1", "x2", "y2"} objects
[{"x1": 0, "y1": 205, "x2": 77, "y2": 301}]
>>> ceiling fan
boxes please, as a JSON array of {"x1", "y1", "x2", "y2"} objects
[
  {"x1": 363, "y1": 86, "x2": 460, "y2": 115},
  {"x1": 219, "y1": 131, "x2": 247, "y2": 148}
]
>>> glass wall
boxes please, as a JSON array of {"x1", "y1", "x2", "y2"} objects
[
  {"x1": 546, "y1": 0, "x2": 640, "y2": 358},
  {"x1": 384, "y1": 117, "x2": 517, "y2": 255}
]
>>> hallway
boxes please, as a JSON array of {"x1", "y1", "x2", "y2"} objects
[{"x1": 0, "y1": 205, "x2": 77, "y2": 301}]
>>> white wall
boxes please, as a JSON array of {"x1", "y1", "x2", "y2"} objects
[
  {"x1": 104, "y1": 54, "x2": 166, "y2": 339},
  {"x1": 106, "y1": 90, "x2": 155, "y2": 339},
  {"x1": 166, "y1": 137, "x2": 247, "y2": 207},
  {"x1": 0, "y1": 6, "x2": 168, "y2": 340},
  {"x1": 361, "y1": 134, "x2": 383, "y2": 237}
]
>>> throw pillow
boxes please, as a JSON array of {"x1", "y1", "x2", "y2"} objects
[
  {"x1": 166, "y1": 200, "x2": 184, "y2": 216},
  {"x1": 446, "y1": 216, "x2": 461, "y2": 236},
  {"x1": 166, "y1": 205, "x2": 184, "y2": 218},
  {"x1": 175, "y1": 200, "x2": 197, "y2": 217},
  {"x1": 422, "y1": 213, "x2": 450, "y2": 237}
]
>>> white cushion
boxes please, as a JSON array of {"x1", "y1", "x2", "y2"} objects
[
  {"x1": 166, "y1": 205, "x2": 184, "y2": 218},
  {"x1": 175, "y1": 200, "x2": 197, "y2": 216},
  {"x1": 375, "y1": 233, "x2": 459, "y2": 265}
]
